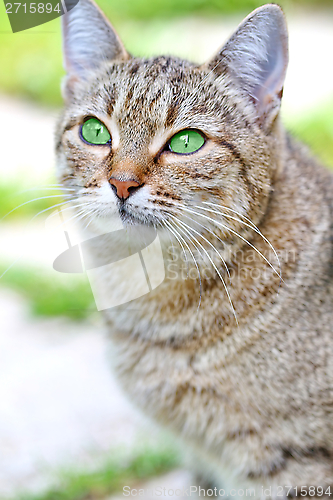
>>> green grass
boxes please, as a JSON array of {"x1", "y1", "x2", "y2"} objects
[
  {"x1": 96, "y1": 0, "x2": 333, "y2": 20},
  {"x1": 14, "y1": 447, "x2": 180, "y2": 500},
  {"x1": 0, "y1": 261, "x2": 94, "y2": 320},
  {"x1": 0, "y1": 0, "x2": 332, "y2": 106},
  {"x1": 0, "y1": 183, "x2": 69, "y2": 220},
  {"x1": 0, "y1": 182, "x2": 96, "y2": 321},
  {"x1": 0, "y1": 1, "x2": 63, "y2": 106},
  {"x1": 286, "y1": 99, "x2": 333, "y2": 170}
]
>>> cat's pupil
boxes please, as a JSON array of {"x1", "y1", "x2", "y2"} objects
[{"x1": 182, "y1": 135, "x2": 189, "y2": 147}]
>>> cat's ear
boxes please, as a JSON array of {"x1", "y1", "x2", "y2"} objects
[
  {"x1": 205, "y1": 4, "x2": 288, "y2": 124},
  {"x1": 62, "y1": 0, "x2": 129, "y2": 99}
]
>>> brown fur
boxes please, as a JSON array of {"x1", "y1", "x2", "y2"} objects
[{"x1": 56, "y1": 1, "x2": 333, "y2": 497}]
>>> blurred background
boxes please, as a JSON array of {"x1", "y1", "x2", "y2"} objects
[{"x1": 0, "y1": 0, "x2": 332, "y2": 498}]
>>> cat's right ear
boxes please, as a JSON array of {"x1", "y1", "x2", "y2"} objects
[{"x1": 61, "y1": 0, "x2": 129, "y2": 100}]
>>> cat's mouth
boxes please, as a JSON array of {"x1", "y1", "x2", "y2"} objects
[
  {"x1": 118, "y1": 203, "x2": 152, "y2": 227},
  {"x1": 119, "y1": 209, "x2": 140, "y2": 225}
]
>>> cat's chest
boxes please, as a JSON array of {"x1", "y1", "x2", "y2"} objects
[
  {"x1": 105, "y1": 286, "x2": 333, "y2": 479},
  {"x1": 106, "y1": 327, "x2": 291, "y2": 489}
]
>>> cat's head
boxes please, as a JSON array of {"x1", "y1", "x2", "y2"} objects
[{"x1": 56, "y1": 0, "x2": 288, "y2": 257}]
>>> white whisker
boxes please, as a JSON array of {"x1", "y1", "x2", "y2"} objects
[
  {"x1": 171, "y1": 216, "x2": 238, "y2": 325},
  {"x1": 163, "y1": 219, "x2": 202, "y2": 311},
  {"x1": 200, "y1": 202, "x2": 282, "y2": 281},
  {"x1": 82, "y1": 208, "x2": 99, "y2": 231},
  {"x1": 18, "y1": 186, "x2": 76, "y2": 194},
  {"x1": 171, "y1": 210, "x2": 231, "y2": 281},
  {"x1": 177, "y1": 205, "x2": 282, "y2": 280},
  {"x1": 1, "y1": 194, "x2": 76, "y2": 222},
  {"x1": 47, "y1": 201, "x2": 91, "y2": 220}
]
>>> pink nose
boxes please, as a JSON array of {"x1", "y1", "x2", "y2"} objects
[{"x1": 109, "y1": 178, "x2": 140, "y2": 200}]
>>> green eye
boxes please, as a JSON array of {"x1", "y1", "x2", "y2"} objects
[
  {"x1": 169, "y1": 129, "x2": 205, "y2": 154},
  {"x1": 81, "y1": 118, "x2": 111, "y2": 145}
]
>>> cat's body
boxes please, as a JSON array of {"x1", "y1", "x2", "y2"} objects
[
  {"x1": 56, "y1": 1, "x2": 333, "y2": 496},
  {"x1": 104, "y1": 135, "x2": 333, "y2": 496}
]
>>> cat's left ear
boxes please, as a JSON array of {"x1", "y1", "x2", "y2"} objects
[
  {"x1": 62, "y1": 0, "x2": 130, "y2": 100},
  {"x1": 204, "y1": 4, "x2": 288, "y2": 126}
]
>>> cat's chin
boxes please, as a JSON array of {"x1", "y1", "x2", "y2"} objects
[{"x1": 118, "y1": 206, "x2": 155, "y2": 227}]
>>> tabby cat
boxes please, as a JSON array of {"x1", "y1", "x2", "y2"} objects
[{"x1": 56, "y1": 0, "x2": 333, "y2": 497}]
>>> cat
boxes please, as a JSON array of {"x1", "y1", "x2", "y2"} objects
[{"x1": 55, "y1": 0, "x2": 333, "y2": 497}]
